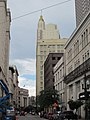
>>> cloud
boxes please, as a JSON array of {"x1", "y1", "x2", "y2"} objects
[
  {"x1": 10, "y1": 58, "x2": 36, "y2": 76},
  {"x1": 18, "y1": 76, "x2": 36, "y2": 96},
  {"x1": 8, "y1": 0, "x2": 76, "y2": 97},
  {"x1": 8, "y1": 0, "x2": 75, "y2": 60},
  {"x1": 9, "y1": 58, "x2": 36, "y2": 96}
]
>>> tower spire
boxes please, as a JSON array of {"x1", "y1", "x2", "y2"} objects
[{"x1": 39, "y1": 10, "x2": 44, "y2": 22}]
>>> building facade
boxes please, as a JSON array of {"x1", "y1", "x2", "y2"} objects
[
  {"x1": 18, "y1": 87, "x2": 29, "y2": 109},
  {"x1": 64, "y1": 11, "x2": 90, "y2": 118},
  {"x1": 36, "y1": 15, "x2": 67, "y2": 96},
  {"x1": 44, "y1": 53, "x2": 63, "y2": 90},
  {"x1": 54, "y1": 56, "x2": 67, "y2": 111},
  {"x1": 0, "y1": 0, "x2": 11, "y2": 118},
  {"x1": 9, "y1": 65, "x2": 19, "y2": 108},
  {"x1": 28, "y1": 96, "x2": 36, "y2": 107},
  {"x1": 75, "y1": 0, "x2": 90, "y2": 27}
]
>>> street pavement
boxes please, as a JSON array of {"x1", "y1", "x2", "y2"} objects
[{"x1": 17, "y1": 114, "x2": 47, "y2": 120}]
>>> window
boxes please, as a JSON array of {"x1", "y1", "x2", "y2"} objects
[
  {"x1": 87, "y1": 50, "x2": 89, "y2": 58},
  {"x1": 40, "y1": 56, "x2": 43, "y2": 60},
  {"x1": 52, "y1": 64, "x2": 55, "y2": 67},
  {"x1": 82, "y1": 55, "x2": 84, "y2": 62},
  {"x1": 69, "y1": 84, "x2": 73, "y2": 99},
  {"x1": 56, "y1": 74, "x2": 57, "y2": 82},
  {"x1": 81, "y1": 35, "x2": 84, "y2": 48},
  {"x1": 74, "y1": 40, "x2": 79, "y2": 56},
  {"x1": 60, "y1": 69, "x2": 61, "y2": 78},
  {"x1": 76, "y1": 81, "x2": 80, "y2": 93},
  {"x1": 86, "y1": 29, "x2": 88, "y2": 44},
  {"x1": 58, "y1": 72, "x2": 59, "y2": 80},
  {"x1": 67, "y1": 48, "x2": 72, "y2": 62},
  {"x1": 40, "y1": 71, "x2": 43, "y2": 75},
  {"x1": 81, "y1": 29, "x2": 88, "y2": 49},
  {"x1": 52, "y1": 57, "x2": 55, "y2": 60},
  {"x1": 84, "y1": 32, "x2": 85, "y2": 46},
  {"x1": 40, "y1": 66, "x2": 43, "y2": 70},
  {"x1": 40, "y1": 76, "x2": 43, "y2": 80},
  {"x1": 41, "y1": 82, "x2": 43, "y2": 86},
  {"x1": 68, "y1": 65, "x2": 72, "y2": 74},
  {"x1": 58, "y1": 57, "x2": 61, "y2": 60},
  {"x1": 74, "y1": 59, "x2": 80, "y2": 68}
]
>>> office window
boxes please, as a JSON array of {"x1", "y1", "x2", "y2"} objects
[
  {"x1": 40, "y1": 71, "x2": 43, "y2": 75},
  {"x1": 40, "y1": 76, "x2": 43, "y2": 80}
]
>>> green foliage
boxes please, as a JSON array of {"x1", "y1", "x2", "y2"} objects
[
  {"x1": 68, "y1": 100, "x2": 83, "y2": 111},
  {"x1": 37, "y1": 89, "x2": 59, "y2": 110}
]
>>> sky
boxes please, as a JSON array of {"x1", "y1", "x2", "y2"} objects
[{"x1": 7, "y1": 0, "x2": 76, "y2": 96}]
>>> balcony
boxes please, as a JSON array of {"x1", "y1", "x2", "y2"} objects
[{"x1": 64, "y1": 58, "x2": 90, "y2": 84}]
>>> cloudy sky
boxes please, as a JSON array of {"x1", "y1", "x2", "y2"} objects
[{"x1": 7, "y1": 0, "x2": 76, "y2": 96}]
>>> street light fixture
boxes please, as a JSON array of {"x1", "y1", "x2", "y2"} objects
[{"x1": 81, "y1": 74, "x2": 90, "y2": 120}]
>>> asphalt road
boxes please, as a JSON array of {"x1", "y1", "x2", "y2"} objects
[{"x1": 17, "y1": 114, "x2": 47, "y2": 120}]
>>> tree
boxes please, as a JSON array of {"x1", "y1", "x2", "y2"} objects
[
  {"x1": 37, "y1": 89, "x2": 59, "y2": 110},
  {"x1": 68, "y1": 100, "x2": 83, "y2": 112}
]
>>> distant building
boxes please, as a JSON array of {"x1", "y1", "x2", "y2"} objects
[
  {"x1": 36, "y1": 15, "x2": 67, "y2": 96},
  {"x1": 75, "y1": 0, "x2": 90, "y2": 26},
  {"x1": 54, "y1": 56, "x2": 67, "y2": 111},
  {"x1": 9, "y1": 65, "x2": 19, "y2": 108},
  {"x1": 28, "y1": 96, "x2": 36, "y2": 107},
  {"x1": 44, "y1": 53, "x2": 63, "y2": 90},
  {"x1": 18, "y1": 87, "x2": 29, "y2": 108}
]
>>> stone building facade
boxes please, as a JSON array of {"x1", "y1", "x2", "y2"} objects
[{"x1": 64, "y1": 11, "x2": 90, "y2": 118}]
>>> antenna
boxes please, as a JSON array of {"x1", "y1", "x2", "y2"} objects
[{"x1": 41, "y1": 9, "x2": 42, "y2": 16}]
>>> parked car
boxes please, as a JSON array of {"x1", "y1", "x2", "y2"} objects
[
  {"x1": 52, "y1": 113, "x2": 59, "y2": 120},
  {"x1": 20, "y1": 111, "x2": 25, "y2": 116},
  {"x1": 43, "y1": 112, "x2": 48, "y2": 118},
  {"x1": 59, "y1": 111, "x2": 78, "y2": 120},
  {"x1": 4, "y1": 107, "x2": 16, "y2": 120},
  {"x1": 31, "y1": 110, "x2": 35, "y2": 115},
  {"x1": 40, "y1": 111, "x2": 44, "y2": 118},
  {"x1": 48, "y1": 112, "x2": 53, "y2": 120}
]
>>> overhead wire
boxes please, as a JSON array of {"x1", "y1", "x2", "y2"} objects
[
  {"x1": 0, "y1": 0, "x2": 72, "y2": 25},
  {"x1": 12, "y1": 0, "x2": 72, "y2": 21}
]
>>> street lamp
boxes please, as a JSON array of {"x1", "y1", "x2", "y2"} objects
[{"x1": 81, "y1": 74, "x2": 90, "y2": 120}]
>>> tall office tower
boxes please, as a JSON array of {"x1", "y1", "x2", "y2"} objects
[
  {"x1": 36, "y1": 15, "x2": 67, "y2": 96},
  {"x1": 75, "y1": 0, "x2": 90, "y2": 27}
]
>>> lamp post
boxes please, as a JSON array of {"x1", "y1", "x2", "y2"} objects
[{"x1": 82, "y1": 74, "x2": 90, "y2": 120}]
